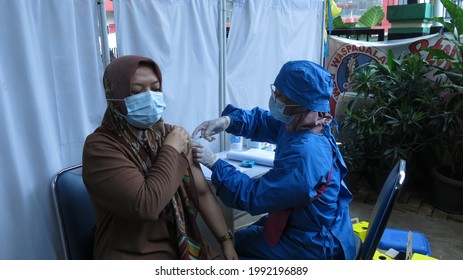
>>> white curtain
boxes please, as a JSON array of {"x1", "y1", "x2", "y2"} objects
[
  {"x1": 227, "y1": 0, "x2": 325, "y2": 110},
  {"x1": 0, "y1": 0, "x2": 105, "y2": 259},
  {"x1": 114, "y1": 0, "x2": 222, "y2": 152}
]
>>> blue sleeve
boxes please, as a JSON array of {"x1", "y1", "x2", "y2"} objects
[
  {"x1": 211, "y1": 133, "x2": 339, "y2": 215},
  {"x1": 221, "y1": 104, "x2": 283, "y2": 143},
  {"x1": 211, "y1": 151, "x2": 322, "y2": 215}
]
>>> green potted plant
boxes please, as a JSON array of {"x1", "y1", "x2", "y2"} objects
[
  {"x1": 423, "y1": 0, "x2": 463, "y2": 214},
  {"x1": 426, "y1": 91, "x2": 463, "y2": 213},
  {"x1": 338, "y1": 136, "x2": 366, "y2": 191},
  {"x1": 340, "y1": 50, "x2": 443, "y2": 192}
]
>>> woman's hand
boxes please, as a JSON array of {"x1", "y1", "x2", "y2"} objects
[
  {"x1": 163, "y1": 125, "x2": 189, "y2": 154},
  {"x1": 221, "y1": 239, "x2": 239, "y2": 260}
]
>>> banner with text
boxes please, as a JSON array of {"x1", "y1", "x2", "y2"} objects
[{"x1": 324, "y1": 33, "x2": 456, "y2": 114}]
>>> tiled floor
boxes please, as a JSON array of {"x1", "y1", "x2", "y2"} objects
[{"x1": 350, "y1": 183, "x2": 463, "y2": 260}]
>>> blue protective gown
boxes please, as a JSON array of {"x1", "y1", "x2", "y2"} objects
[{"x1": 210, "y1": 104, "x2": 356, "y2": 260}]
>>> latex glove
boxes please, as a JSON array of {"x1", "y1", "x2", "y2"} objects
[
  {"x1": 192, "y1": 116, "x2": 231, "y2": 142},
  {"x1": 192, "y1": 141, "x2": 218, "y2": 169}
]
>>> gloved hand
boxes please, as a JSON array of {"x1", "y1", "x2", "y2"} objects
[
  {"x1": 192, "y1": 141, "x2": 218, "y2": 169},
  {"x1": 192, "y1": 116, "x2": 231, "y2": 142}
]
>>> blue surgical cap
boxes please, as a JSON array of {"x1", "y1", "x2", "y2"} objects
[{"x1": 273, "y1": 60, "x2": 333, "y2": 112}]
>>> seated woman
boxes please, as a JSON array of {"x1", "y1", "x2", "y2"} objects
[{"x1": 82, "y1": 55, "x2": 237, "y2": 260}]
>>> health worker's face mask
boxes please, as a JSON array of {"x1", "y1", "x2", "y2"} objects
[
  {"x1": 109, "y1": 91, "x2": 166, "y2": 129},
  {"x1": 268, "y1": 91, "x2": 294, "y2": 124}
]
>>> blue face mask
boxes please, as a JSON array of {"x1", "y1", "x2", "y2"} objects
[
  {"x1": 123, "y1": 91, "x2": 166, "y2": 129},
  {"x1": 268, "y1": 94, "x2": 294, "y2": 124}
]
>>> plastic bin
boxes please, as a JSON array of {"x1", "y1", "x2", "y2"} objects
[{"x1": 378, "y1": 228, "x2": 432, "y2": 256}]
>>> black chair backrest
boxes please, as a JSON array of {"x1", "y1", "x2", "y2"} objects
[
  {"x1": 361, "y1": 159, "x2": 406, "y2": 260},
  {"x1": 51, "y1": 164, "x2": 95, "y2": 260}
]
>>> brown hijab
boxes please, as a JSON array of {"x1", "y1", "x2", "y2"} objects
[
  {"x1": 103, "y1": 55, "x2": 162, "y2": 115},
  {"x1": 99, "y1": 55, "x2": 165, "y2": 174},
  {"x1": 286, "y1": 111, "x2": 333, "y2": 133},
  {"x1": 280, "y1": 97, "x2": 333, "y2": 133}
]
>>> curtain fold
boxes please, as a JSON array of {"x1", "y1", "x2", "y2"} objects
[
  {"x1": 0, "y1": 0, "x2": 105, "y2": 259},
  {"x1": 114, "y1": 0, "x2": 222, "y2": 152},
  {"x1": 227, "y1": 0, "x2": 325, "y2": 110}
]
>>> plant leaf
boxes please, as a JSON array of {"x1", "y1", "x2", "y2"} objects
[
  {"x1": 333, "y1": 15, "x2": 348, "y2": 29},
  {"x1": 426, "y1": 48, "x2": 456, "y2": 61},
  {"x1": 440, "y1": 0, "x2": 463, "y2": 37},
  {"x1": 387, "y1": 49, "x2": 395, "y2": 73},
  {"x1": 355, "y1": 6, "x2": 384, "y2": 28}
]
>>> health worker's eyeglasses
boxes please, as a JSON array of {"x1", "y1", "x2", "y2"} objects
[{"x1": 270, "y1": 84, "x2": 299, "y2": 107}]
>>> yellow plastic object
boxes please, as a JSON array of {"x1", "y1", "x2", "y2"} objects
[
  {"x1": 326, "y1": 0, "x2": 342, "y2": 19},
  {"x1": 373, "y1": 250, "x2": 394, "y2": 260},
  {"x1": 324, "y1": 1, "x2": 342, "y2": 47},
  {"x1": 352, "y1": 221, "x2": 369, "y2": 242},
  {"x1": 324, "y1": 1, "x2": 343, "y2": 47},
  {"x1": 411, "y1": 253, "x2": 438, "y2": 260}
]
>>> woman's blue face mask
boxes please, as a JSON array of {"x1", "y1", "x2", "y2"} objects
[
  {"x1": 269, "y1": 95, "x2": 293, "y2": 124},
  {"x1": 108, "y1": 91, "x2": 166, "y2": 129},
  {"x1": 268, "y1": 87, "x2": 297, "y2": 124}
]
